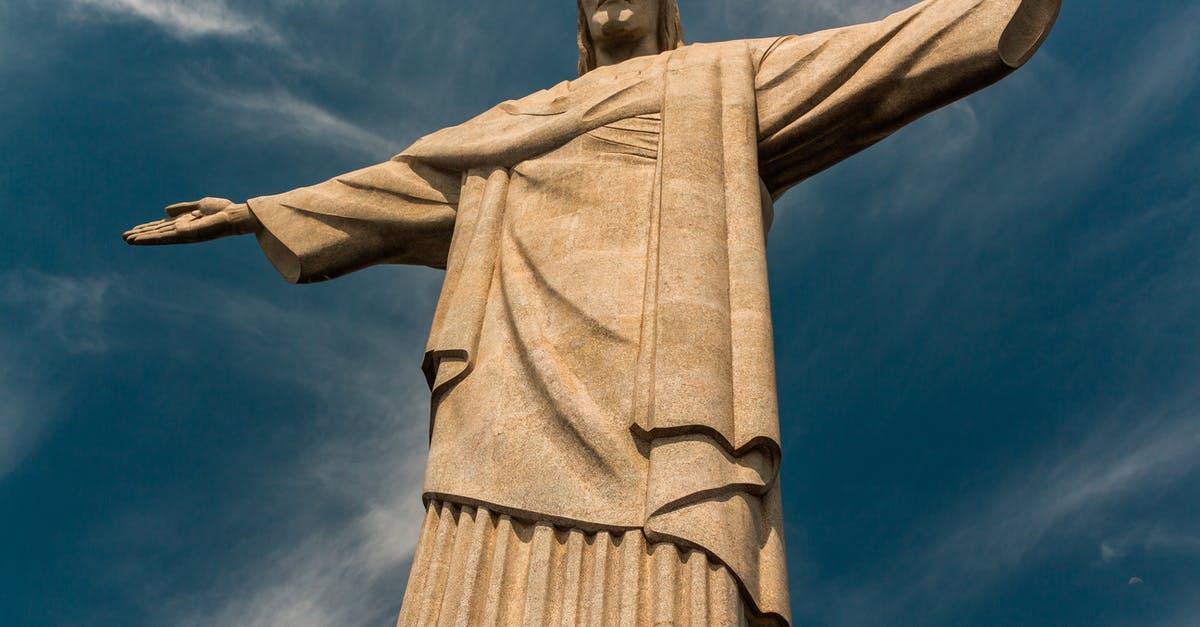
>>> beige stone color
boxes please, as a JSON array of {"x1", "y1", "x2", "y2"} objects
[{"x1": 124, "y1": 0, "x2": 1061, "y2": 624}]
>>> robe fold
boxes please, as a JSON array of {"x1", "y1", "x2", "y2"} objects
[{"x1": 245, "y1": 1, "x2": 1058, "y2": 623}]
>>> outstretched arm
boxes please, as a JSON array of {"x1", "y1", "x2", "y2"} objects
[
  {"x1": 122, "y1": 155, "x2": 461, "y2": 283},
  {"x1": 754, "y1": 0, "x2": 1062, "y2": 196}
]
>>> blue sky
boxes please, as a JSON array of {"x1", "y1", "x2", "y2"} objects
[{"x1": 1, "y1": 0, "x2": 1198, "y2": 625}]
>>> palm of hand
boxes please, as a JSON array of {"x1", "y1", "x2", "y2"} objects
[{"x1": 123, "y1": 197, "x2": 242, "y2": 246}]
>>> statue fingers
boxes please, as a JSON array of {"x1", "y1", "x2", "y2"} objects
[
  {"x1": 124, "y1": 222, "x2": 180, "y2": 245},
  {"x1": 135, "y1": 218, "x2": 184, "y2": 232},
  {"x1": 123, "y1": 219, "x2": 173, "y2": 237},
  {"x1": 124, "y1": 222, "x2": 176, "y2": 239}
]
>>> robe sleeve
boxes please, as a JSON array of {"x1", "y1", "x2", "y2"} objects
[
  {"x1": 246, "y1": 156, "x2": 461, "y2": 283},
  {"x1": 754, "y1": 0, "x2": 1060, "y2": 196}
]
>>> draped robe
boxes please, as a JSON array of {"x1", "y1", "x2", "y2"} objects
[{"x1": 244, "y1": 0, "x2": 1059, "y2": 623}]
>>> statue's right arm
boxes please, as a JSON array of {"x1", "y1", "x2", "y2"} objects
[{"x1": 122, "y1": 156, "x2": 462, "y2": 284}]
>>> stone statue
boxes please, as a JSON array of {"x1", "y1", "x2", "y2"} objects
[{"x1": 124, "y1": 0, "x2": 1061, "y2": 624}]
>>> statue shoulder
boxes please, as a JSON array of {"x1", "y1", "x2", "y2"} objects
[
  {"x1": 497, "y1": 81, "x2": 574, "y2": 116},
  {"x1": 665, "y1": 38, "x2": 786, "y2": 73}
]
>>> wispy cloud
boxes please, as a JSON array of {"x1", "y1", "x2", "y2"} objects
[
  {"x1": 99, "y1": 273, "x2": 443, "y2": 626},
  {"x1": 809, "y1": 393, "x2": 1200, "y2": 625},
  {"x1": 1, "y1": 263, "x2": 440, "y2": 623},
  {"x1": 0, "y1": 270, "x2": 113, "y2": 481},
  {"x1": 1030, "y1": 4, "x2": 1200, "y2": 190},
  {"x1": 693, "y1": 0, "x2": 909, "y2": 38},
  {"x1": 934, "y1": 399, "x2": 1200, "y2": 565},
  {"x1": 160, "y1": 283, "x2": 436, "y2": 626},
  {"x1": 1154, "y1": 603, "x2": 1200, "y2": 627},
  {"x1": 768, "y1": 1, "x2": 1200, "y2": 344},
  {"x1": 780, "y1": 0, "x2": 909, "y2": 24},
  {"x1": 1, "y1": 270, "x2": 117, "y2": 354},
  {"x1": 64, "y1": 0, "x2": 277, "y2": 41},
  {"x1": 772, "y1": 0, "x2": 1198, "y2": 229},
  {"x1": 0, "y1": 346, "x2": 58, "y2": 482},
  {"x1": 190, "y1": 82, "x2": 401, "y2": 160},
  {"x1": 762, "y1": 2, "x2": 1200, "y2": 624},
  {"x1": 1100, "y1": 525, "x2": 1200, "y2": 564}
]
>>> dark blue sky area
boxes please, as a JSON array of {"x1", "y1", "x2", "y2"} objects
[{"x1": 2, "y1": 1, "x2": 1198, "y2": 625}]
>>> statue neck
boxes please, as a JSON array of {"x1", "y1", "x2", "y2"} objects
[{"x1": 593, "y1": 34, "x2": 661, "y2": 69}]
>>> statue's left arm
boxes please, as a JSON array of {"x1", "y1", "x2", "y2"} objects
[{"x1": 754, "y1": 0, "x2": 1061, "y2": 196}]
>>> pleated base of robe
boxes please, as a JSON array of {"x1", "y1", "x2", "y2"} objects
[
  {"x1": 397, "y1": 499, "x2": 771, "y2": 627},
  {"x1": 241, "y1": 3, "x2": 1060, "y2": 625}
]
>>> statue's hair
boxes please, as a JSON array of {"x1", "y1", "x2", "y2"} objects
[{"x1": 577, "y1": 0, "x2": 684, "y2": 76}]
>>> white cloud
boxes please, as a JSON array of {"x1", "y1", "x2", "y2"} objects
[
  {"x1": 764, "y1": 1, "x2": 1200, "y2": 349},
  {"x1": 104, "y1": 273, "x2": 443, "y2": 626},
  {"x1": 190, "y1": 83, "x2": 401, "y2": 160},
  {"x1": 0, "y1": 267, "x2": 116, "y2": 478},
  {"x1": 0, "y1": 347, "x2": 58, "y2": 482},
  {"x1": 169, "y1": 285, "x2": 435, "y2": 626},
  {"x1": 0, "y1": 269, "x2": 116, "y2": 481},
  {"x1": 806, "y1": 393, "x2": 1200, "y2": 626},
  {"x1": 1100, "y1": 526, "x2": 1200, "y2": 564},
  {"x1": 1, "y1": 270, "x2": 116, "y2": 354},
  {"x1": 1031, "y1": 3, "x2": 1200, "y2": 188},
  {"x1": 766, "y1": 0, "x2": 909, "y2": 27},
  {"x1": 65, "y1": 0, "x2": 277, "y2": 41},
  {"x1": 693, "y1": 0, "x2": 909, "y2": 38},
  {"x1": 0, "y1": 263, "x2": 440, "y2": 623},
  {"x1": 1154, "y1": 604, "x2": 1200, "y2": 627},
  {"x1": 12, "y1": 0, "x2": 1192, "y2": 624}
]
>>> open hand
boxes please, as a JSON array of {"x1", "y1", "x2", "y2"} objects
[{"x1": 123, "y1": 197, "x2": 258, "y2": 246}]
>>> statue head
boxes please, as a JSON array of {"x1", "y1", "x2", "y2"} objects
[{"x1": 577, "y1": 0, "x2": 684, "y2": 76}]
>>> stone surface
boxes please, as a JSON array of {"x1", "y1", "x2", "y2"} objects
[
  {"x1": 398, "y1": 500, "x2": 755, "y2": 627},
  {"x1": 123, "y1": 0, "x2": 1061, "y2": 624}
]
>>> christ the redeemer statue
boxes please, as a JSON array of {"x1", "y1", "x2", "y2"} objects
[{"x1": 124, "y1": 0, "x2": 1061, "y2": 624}]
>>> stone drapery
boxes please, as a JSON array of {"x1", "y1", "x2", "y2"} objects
[{"x1": 245, "y1": 1, "x2": 1060, "y2": 623}]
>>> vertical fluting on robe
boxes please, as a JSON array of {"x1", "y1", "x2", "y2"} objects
[
  {"x1": 412, "y1": 41, "x2": 790, "y2": 624},
  {"x1": 411, "y1": 41, "x2": 791, "y2": 624},
  {"x1": 397, "y1": 500, "x2": 755, "y2": 627},
  {"x1": 243, "y1": 6, "x2": 1063, "y2": 624}
]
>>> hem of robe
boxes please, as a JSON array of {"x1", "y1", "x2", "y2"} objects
[
  {"x1": 399, "y1": 497, "x2": 789, "y2": 627},
  {"x1": 418, "y1": 42, "x2": 796, "y2": 624},
  {"x1": 234, "y1": 7, "x2": 1064, "y2": 627}
]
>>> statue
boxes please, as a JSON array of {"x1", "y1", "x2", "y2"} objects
[{"x1": 124, "y1": 0, "x2": 1061, "y2": 624}]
